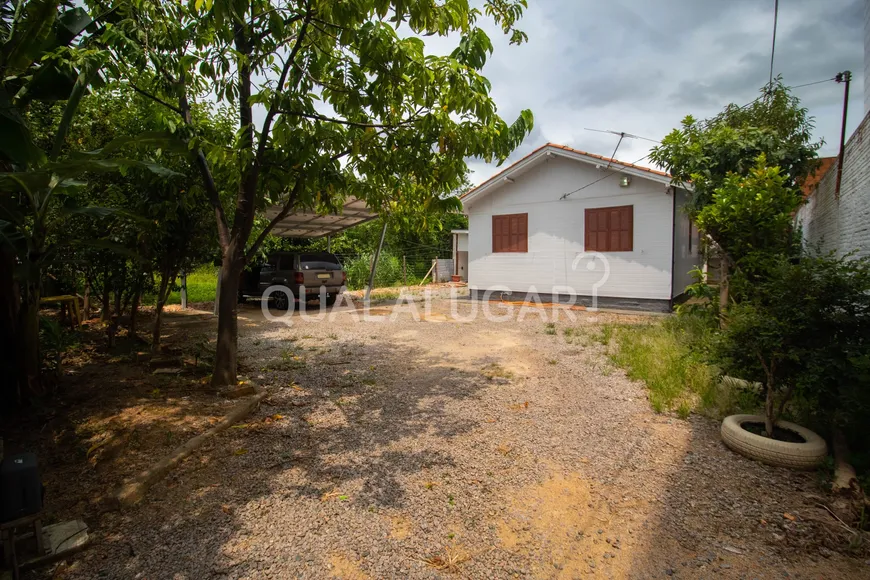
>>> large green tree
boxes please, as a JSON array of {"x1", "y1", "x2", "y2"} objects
[
  {"x1": 650, "y1": 80, "x2": 821, "y2": 216},
  {"x1": 649, "y1": 81, "x2": 822, "y2": 310},
  {"x1": 101, "y1": 0, "x2": 534, "y2": 388}
]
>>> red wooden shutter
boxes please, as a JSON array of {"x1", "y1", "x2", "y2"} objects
[
  {"x1": 584, "y1": 205, "x2": 633, "y2": 251},
  {"x1": 492, "y1": 213, "x2": 528, "y2": 253}
]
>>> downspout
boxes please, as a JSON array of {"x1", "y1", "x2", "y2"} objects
[{"x1": 669, "y1": 186, "x2": 677, "y2": 311}]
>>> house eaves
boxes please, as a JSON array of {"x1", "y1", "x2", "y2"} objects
[{"x1": 461, "y1": 143, "x2": 675, "y2": 206}]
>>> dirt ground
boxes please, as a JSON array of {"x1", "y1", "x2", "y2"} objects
[{"x1": 6, "y1": 293, "x2": 870, "y2": 579}]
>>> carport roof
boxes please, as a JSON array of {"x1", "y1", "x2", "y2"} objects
[{"x1": 265, "y1": 197, "x2": 377, "y2": 238}]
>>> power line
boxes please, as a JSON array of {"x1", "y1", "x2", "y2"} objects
[
  {"x1": 697, "y1": 76, "x2": 836, "y2": 129},
  {"x1": 788, "y1": 77, "x2": 836, "y2": 90},
  {"x1": 560, "y1": 154, "x2": 652, "y2": 200},
  {"x1": 768, "y1": 0, "x2": 779, "y2": 87}
]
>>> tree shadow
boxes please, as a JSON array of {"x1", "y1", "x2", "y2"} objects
[
  {"x1": 18, "y1": 308, "x2": 495, "y2": 578},
  {"x1": 621, "y1": 417, "x2": 868, "y2": 579}
]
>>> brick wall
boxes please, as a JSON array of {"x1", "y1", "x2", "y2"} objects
[
  {"x1": 865, "y1": 0, "x2": 870, "y2": 114},
  {"x1": 796, "y1": 109, "x2": 870, "y2": 260}
]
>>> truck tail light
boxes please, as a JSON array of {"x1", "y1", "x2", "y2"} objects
[{"x1": 294, "y1": 272, "x2": 304, "y2": 284}]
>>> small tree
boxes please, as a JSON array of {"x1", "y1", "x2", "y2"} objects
[
  {"x1": 103, "y1": 0, "x2": 535, "y2": 389},
  {"x1": 715, "y1": 253, "x2": 870, "y2": 437},
  {"x1": 694, "y1": 155, "x2": 803, "y2": 301}
]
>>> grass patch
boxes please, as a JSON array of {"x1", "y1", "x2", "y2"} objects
[
  {"x1": 265, "y1": 347, "x2": 306, "y2": 372},
  {"x1": 481, "y1": 363, "x2": 514, "y2": 381},
  {"x1": 168, "y1": 266, "x2": 217, "y2": 305},
  {"x1": 606, "y1": 315, "x2": 758, "y2": 417},
  {"x1": 543, "y1": 322, "x2": 557, "y2": 335}
]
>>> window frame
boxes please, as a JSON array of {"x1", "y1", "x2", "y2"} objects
[
  {"x1": 491, "y1": 213, "x2": 529, "y2": 253},
  {"x1": 584, "y1": 205, "x2": 634, "y2": 252}
]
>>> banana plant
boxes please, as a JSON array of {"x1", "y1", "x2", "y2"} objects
[{"x1": 0, "y1": 1, "x2": 179, "y2": 401}]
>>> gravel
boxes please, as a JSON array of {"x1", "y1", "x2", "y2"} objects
[{"x1": 49, "y1": 297, "x2": 867, "y2": 579}]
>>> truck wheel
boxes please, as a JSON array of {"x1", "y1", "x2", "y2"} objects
[{"x1": 273, "y1": 291, "x2": 291, "y2": 310}]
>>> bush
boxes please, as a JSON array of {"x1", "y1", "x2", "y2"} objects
[
  {"x1": 714, "y1": 252, "x2": 870, "y2": 437},
  {"x1": 343, "y1": 252, "x2": 404, "y2": 290}
]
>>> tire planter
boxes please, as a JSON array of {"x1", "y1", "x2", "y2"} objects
[{"x1": 720, "y1": 414, "x2": 827, "y2": 469}]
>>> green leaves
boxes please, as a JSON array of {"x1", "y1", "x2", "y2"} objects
[
  {"x1": 695, "y1": 155, "x2": 801, "y2": 268},
  {"x1": 651, "y1": 80, "x2": 821, "y2": 214},
  {"x1": 1, "y1": 0, "x2": 59, "y2": 75}
]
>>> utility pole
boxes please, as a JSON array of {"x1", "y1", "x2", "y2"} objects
[
  {"x1": 835, "y1": 70, "x2": 852, "y2": 198},
  {"x1": 364, "y1": 220, "x2": 388, "y2": 302}
]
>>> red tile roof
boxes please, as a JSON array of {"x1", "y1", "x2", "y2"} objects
[
  {"x1": 800, "y1": 157, "x2": 836, "y2": 198},
  {"x1": 461, "y1": 142, "x2": 670, "y2": 199}
]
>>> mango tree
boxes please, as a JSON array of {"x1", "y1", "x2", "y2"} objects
[{"x1": 102, "y1": 0, "x2": 535, "y2": 389}]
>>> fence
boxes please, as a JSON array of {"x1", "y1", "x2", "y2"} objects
[{"x1": 336, "y1": 249, "x2": 454, "y2": 290}]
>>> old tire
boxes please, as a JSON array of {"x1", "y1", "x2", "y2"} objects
[{"x1": 720, "y1": 414, "x2": 827, "y2": 469}]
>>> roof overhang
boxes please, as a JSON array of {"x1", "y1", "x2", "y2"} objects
[
  {"x1": 266, "y1": 197, "x2": 377, "y2": 238},
  {"x1": 461, "y1": 143, "x2": 675, "y2": 206}
]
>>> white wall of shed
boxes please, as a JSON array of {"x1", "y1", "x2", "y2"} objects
[
  {"x1": 455, "y1": 232, "x2": 469, "y2": 252},
  {"x1": 464, "y1": 155, "x2": 677, "y2": 300}
]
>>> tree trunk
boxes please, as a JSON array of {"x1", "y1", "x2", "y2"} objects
[
  {"x1": 211, "y1": 251, "x2": 243, "y2": 389},
  {"x1": 151, "y1": 269, "x2": 173, "y2": 354},
  {"x1": 20, "y1": 282, "x2": 42, "y2": 399},
  {"x1": 718, "y1": 258, "x2": 729, "y2": 328},
  {"x1": 83, "y1": 279, "x2": 91, "y2": 320},
  {"x1": 764, "y1": 381, "x2": 775, "y2": 437},
  {"x1": 113, "y1": 264, "x2": 126, "y2": 317},
  {"x1": 129, "y1": 286, "x2": 141, "y2": 338},
  {"x1": 100, "y1": 267, "x2": 111, "y2": 322},
  {"x1": 0, "y1": 246, "x2": 21, "y2": 404}
]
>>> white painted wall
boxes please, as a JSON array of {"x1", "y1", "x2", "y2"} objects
[
  {"x1": 456, "y1": 233, "x2": 468, "y2": 252},
  {"x1": 797, "y1": 110, "x2": 870, "y2": 260},
  {"x1": 671, "y1": 187, "x2": 700, "y2": 297},
  {"x1": 464, "y1": 155, "x2": 684, "y2": 301}
]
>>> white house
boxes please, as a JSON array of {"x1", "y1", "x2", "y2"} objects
[{"x1": 456, "y1": 143, "x2": 700, "y2": 311}]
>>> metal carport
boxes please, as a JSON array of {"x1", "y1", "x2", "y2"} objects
[{"x1": 204, "y1": 197, "x2": 384, "y2": 312}]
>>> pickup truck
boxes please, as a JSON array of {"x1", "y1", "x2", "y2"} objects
[{"x1": 239, "y1": 251, "x2": 347, "y2": 309}]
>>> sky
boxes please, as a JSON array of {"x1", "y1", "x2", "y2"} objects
[{"x1": 419, "y1": 0, "x2": 866, "y2": 185}]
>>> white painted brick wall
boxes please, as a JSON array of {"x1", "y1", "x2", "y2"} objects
[
  {"x1": 865, "y1": 0, "x2": 870, "y2": 114},
  {"x1": 797, "y1": 110, "x2": 870, "y2": 260}
]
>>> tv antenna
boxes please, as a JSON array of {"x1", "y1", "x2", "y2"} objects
[{"x1": 584, "y1": 128, "x2": 660, "y2": 169}]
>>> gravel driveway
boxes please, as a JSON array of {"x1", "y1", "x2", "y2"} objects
[{"x1": 62, "y1": 295, "x2": 867, "y2": 579}]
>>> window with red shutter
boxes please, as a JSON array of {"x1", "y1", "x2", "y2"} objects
[
  {"x1": 492, "y1": 213, "x2": 528, "y2": 253},
  {"x1": 584, "y1": 205, "x2": 633, "y2": 252}
]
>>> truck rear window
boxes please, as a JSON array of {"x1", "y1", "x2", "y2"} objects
[{"x1": 299, "y1": 253, "x2": 342, "y2": 270}]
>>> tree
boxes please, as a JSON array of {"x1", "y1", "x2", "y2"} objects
[
  {"x1": 694, "y1": 155, "x2": 803, "y2": 301},
  {"x1": 0, "y1": 0, "x2": 176, "y2": 401},
  {"x1": 650, "y1": 80, "x2": 821, "y2": 215},
  {"x1": 715, "y1": 252, "x2": 870, "y2": 437},
  {"x1": 649, "y1": 80, "x2": 822, "y2": 311},
  {"x1": 60, "y1": 85, "x2": 234, "y2": 350},
  {"x1": 102, "y1": 0, "x2": 535, "y2": 389}
]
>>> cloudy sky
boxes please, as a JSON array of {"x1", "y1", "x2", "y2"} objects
[{"x1": 422, "y1": 0, "x2": 866, "y2": 184}]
